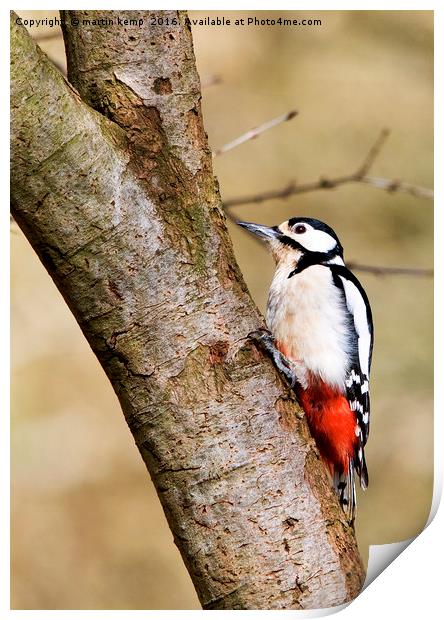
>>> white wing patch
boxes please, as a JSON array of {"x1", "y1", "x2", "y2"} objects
[
  {"x1": 339, "y1": 276, "x2": 371, "y2": 377},
  {"x1": 334, "y1": 267, "x2": 373, "y2": 492}
]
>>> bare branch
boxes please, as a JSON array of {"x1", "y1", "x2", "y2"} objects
[
  {"x1": 348, "y1": 262, "x2": 433, "y2": 277},
  {"x1": 223, "y1": 129, "x2": 433, "y2": 207},
  {"x1": 229, "y1": 123, "x2": 433, "y2": 279},
  {"x1": 213, "y1": 109, "x2": 298, "y2": 157},
  {"x1": 359, "y1": 176, "x2": 434, "y2": 200},
  {"x1": 355, "y1": 128, "x2": 390, "y2": 176}
]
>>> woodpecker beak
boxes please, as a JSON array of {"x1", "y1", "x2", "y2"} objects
[{"x1": 237, "y1": 221, "x2": 281, "y2": 241}]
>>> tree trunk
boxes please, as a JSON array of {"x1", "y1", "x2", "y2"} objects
[{"x1": 10, "y1": 10, "x2": 365, "y2": 609}]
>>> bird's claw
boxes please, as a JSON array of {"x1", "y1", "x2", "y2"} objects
[
  {"x1": 248, "y1": 328, "x2": 275, "y2": 351},
  {"x1": 248, "y1": 328, "x2": 299, "y2": 389}
]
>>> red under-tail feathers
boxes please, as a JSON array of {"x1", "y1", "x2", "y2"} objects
[
  {"x1": 275, "y1": 340, "x2": 360, "y2": 520},
  {"x1": 296, "y1": 375, "x2": 360, "y2": 523},
  {"x1": 275, "y1": 341, "x2": 358, "y2": 475},
  {"x1": 296, "y1": 378, "x2": 357, "y2": 476}
]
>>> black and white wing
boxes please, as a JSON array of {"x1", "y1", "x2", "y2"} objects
[{"x1": 330, "y1": 264, "x2": 373, "y2": 489}]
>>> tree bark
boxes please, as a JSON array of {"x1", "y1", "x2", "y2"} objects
[{"x1": 11, "y1": 10, "x2": 365, "y2": 609}]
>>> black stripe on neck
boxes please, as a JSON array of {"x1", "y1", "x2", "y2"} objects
[{"x1": 288, "y1": 249, "x2": 339, "y2": 278}]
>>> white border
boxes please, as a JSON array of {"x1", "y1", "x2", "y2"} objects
[{"x1": 3, "y1": 2, "x2": 440, "y2": 618}]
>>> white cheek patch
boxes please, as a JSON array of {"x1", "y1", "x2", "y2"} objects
[{"x1": 286, "y1": 225, "x2": 337, "y2": 253}]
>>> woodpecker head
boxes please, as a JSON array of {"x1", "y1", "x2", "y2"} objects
[{"x1": 237, "y1": 217, "x2": 344, "y2": 274}]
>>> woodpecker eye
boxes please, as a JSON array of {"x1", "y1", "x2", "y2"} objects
[{"x1": 294, "y1": 224, "x2": 306, "y2": 234}]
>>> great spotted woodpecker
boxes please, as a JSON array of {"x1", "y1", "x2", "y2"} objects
[{"x1": 238, "y1": 217, "x2": 373, "y2": 524}]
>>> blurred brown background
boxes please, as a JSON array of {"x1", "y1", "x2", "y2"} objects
[{"x1": 11, "y1": 10, "x2": 433, "y2": 610}]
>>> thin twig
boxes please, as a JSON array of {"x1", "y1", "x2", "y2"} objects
[
  {"x1": 355, "y1": 128, "x2": 390, "y2": 176},
  {"x1": 359, "y1": 176, "x2": 434, "y2": 200},
  {"x1": 347, "y1": 262, "x2": 433, "y2": 277},
  {"x1": 223, "y1": 129, "x2": 434, "y2": 206},
  {"x1": 213, "y1": 109, "x2": 298, "y2": 158}
]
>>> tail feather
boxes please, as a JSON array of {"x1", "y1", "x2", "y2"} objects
[
  {"x1": 360, "y1": 455, "x2": 369, "y2": 490},
  {"x1": 354, "y1": 445, "x2": 369, "y2": 490},
  {"x1": 334, "y1": 460, "x2": 357, "y2": 525}
]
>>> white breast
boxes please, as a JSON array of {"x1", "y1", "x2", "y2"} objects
[{"x1": 266, "y1": 263, "x2": 351, "y2": 389}]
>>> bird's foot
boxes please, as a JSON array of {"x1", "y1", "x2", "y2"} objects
[{"x1": 248, "y1": 328, "x2": 300, "y2": 389}]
